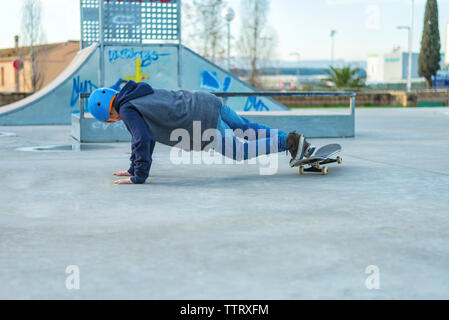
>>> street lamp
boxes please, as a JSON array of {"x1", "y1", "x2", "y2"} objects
[
  {"x1": 290, "y1": 52, "x2": 301, "y2": 88},
  {"x1": 398, "y1": 24, "x2": 413, "y2": 92},
  {"x1": 222, "y1": 7, "x2": 235, "y2": 71},
  {"x1": 397, "y1": 0, "x2": 415, "y2": 92},
  {"x1": 330, "y1": 30, "x2": 337, "y2": 67}
]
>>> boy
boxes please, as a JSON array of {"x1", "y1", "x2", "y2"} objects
[{"x1": 88, "y1": 80, "x2": 314, "y2": 184}]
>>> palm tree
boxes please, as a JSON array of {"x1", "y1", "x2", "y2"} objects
[{"x1": 324, "y1": 65, "x2": 365, "y2": 88}]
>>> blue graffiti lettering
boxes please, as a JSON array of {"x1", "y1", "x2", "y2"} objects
[
  {"x1": 108, "y1": 48, "x2": 171, "y2": 67},
  {"x1": 70, "y1": 76, "x2": 98, "y2": 108},
  {"x1": 222, "y1": 76, "x2": 232, "y2": 92},
  {"x1": 201, "y1": 71, "x2": 220, "y2": 90},
  {"x1": 200, "y1": 71, "x2": 232, "y2": 105},
  {"x1": 244, "y1": 97, "x2": 270, "y2": 112}
]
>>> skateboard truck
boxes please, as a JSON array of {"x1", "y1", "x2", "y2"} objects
[
  {"x1": 298, "y1": 156, "x2": 342, "y2": 176},
  {"x1": 295, "y1": 144, "x2": 342, "y2": 176}
]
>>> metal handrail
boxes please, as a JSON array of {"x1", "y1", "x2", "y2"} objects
[
  {"x1": 212, "y1": 91, "x2": 357, "y2": 98},
  {"x1": 78, "y1": 90, "x2": 357, "y2": 117},
  {"x1": 80, "y1": 91, "x2": 357, "y2": 99},
  {"x1": 211, "y1": 91, "x2": 356, "y2": 115}
]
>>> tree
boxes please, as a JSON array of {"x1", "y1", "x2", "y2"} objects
[
  {"x1": 21, "y1": 0, "x2": 46, "y2": 92},
  {"x1": 184, "y1": 0, "x2": 227, "y2": 63},
  {"x1": 324, "y1": 65, "x2": 365, "y2": 88},
  {"x1": 237, "y1": 0, "x2": 277, "y2": 88},
  {"x1": 418, "y1": 0, "x2": 441, "y2": 88}
]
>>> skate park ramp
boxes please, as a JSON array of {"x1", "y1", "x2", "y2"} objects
[
  {"x1": 0, "y1": 44, "x2": 287, "y2": 126},
  {"x1": 0, "y1": 45, "x2": 99, "y2": 125}
]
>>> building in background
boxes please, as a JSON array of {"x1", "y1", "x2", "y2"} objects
[
  {"x1": 368, "y1": 50, "x2": 446, "y2": 85},
  {"x1": 367, "y1": 52, "x2": 421, "y2": 84},
  {"x1": 0, "y1": 40, "x2": 80, "y2": 93}
]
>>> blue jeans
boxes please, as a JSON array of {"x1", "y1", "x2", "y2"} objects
[{"x1": 214, "y1": 104, "x2": 287, "y2": 160}]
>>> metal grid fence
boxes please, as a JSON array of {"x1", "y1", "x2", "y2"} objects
[{"x1": 81, "y1": 0, "x2": 180, "y2": 48}]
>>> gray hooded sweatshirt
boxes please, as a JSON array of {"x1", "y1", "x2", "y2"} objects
[{"x1": 130, "y1": 88, "x2": 223, "y2": 151}]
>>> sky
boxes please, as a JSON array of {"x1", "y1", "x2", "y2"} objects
[{"x1": 0, "y1": 0, "x2": 448, "y2": 62}]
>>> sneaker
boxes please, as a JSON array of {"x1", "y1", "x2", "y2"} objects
[
  {"x1": 304, "y1": 144, "x2": 316, "y2": 158},
  {"x1": 286, "y1": 132, "x2": 312, "y2": 167}
]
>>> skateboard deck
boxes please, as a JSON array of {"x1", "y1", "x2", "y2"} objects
[{"x1": 293, "y1": 143, "x2": 342, "y2": 175}]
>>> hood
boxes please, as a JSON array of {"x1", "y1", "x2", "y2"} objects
[{"x1": 113, "y1": 80, "x2": 154, "y2": 112}]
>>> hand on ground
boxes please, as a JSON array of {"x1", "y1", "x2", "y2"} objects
[
  {"x1": 113, "y1": 171, "x2": 132, "y2": 177},
  {"x1": 114, "y1": 178, "x2": 134, "y2": 185}
]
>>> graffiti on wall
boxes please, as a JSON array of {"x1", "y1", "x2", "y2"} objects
[
  {"x1": 244, "y1": 97, "x2": 270, "y2": 112},
  {"x1": 70, "y1": 76, "x2": 98, "y2": 108},
  {"x1": 108, "y1": 49, "x2": 171, "y2": 67},
  {"x1": 71, "y1": 74, "x2": 270, "y2": 112},
  {"x1": 124, "y1": 58, "x2": 150, "y2": 82},
  {"x1": 71, "y1": 49, "x2": 173, "y2": 108},
  {"x1": 200, "y1": 70, "x2": 270, "y2": 111},
  {"x1": 200, "y1": 71, "x2": 231, "y2": 92},
  {"x1": 200, "y1": 71, "x2": 232, "y2": 104},
  {"x1": 109, "y1": 48, "x2": 172, "y2": 84}
]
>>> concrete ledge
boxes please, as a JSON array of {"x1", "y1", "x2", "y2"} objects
[{"x1": 72, "y1": 113, "x2": 131, "y2": 142}]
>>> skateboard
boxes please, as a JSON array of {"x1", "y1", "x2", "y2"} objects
[{"x1": 293, "y1": 143, "x2": 342, "y2": 175}]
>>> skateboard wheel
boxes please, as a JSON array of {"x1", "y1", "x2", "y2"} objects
[
  {"x1": 299, "y1": 166, "x2": 304, "y2": 175},
  {"x1": 337, "y1": 156, "x2": 342, "y2": 164},
  {"x1": 314, "y1": 162, "x2": 320, "y2": 169},
  {"x1": 322, "y1": 167, "x2": 329, "y2": 175}
]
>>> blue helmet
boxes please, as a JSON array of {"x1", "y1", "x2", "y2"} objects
[{"x1": 88, "y1": 88, "x2": 119, "y2": 122}]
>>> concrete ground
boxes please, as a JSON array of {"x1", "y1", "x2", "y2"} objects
[{"x1": 1, "y1": 107, "x2": 448, "y2": 299}]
